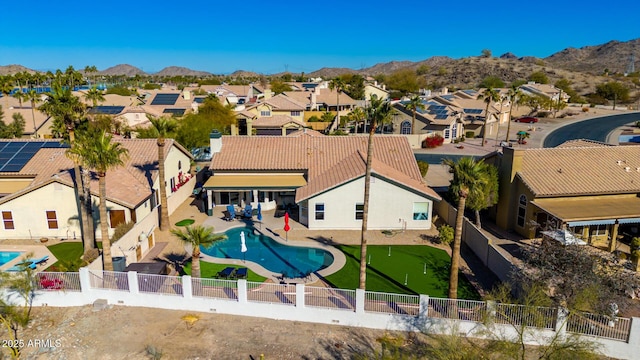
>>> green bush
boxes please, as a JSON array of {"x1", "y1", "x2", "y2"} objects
[
  {"x1": 143, "y1": 83, "x2": 162, "y2": 90},
  {"x1": 631, "y1": 237, "x2": 640, "y2": 251},
  {"x1": 465, "y1": 131, "x2": 475, "y2": 139},
  {"x1": 438, "y1": 225, "x2": 454, "y2": 245},
  {"x1": 417, "y1": 161, "x2": 429, "y2": 177},
  {"x1": 106, "y1": 86, "x2": 136, "y2": 96},
  {"x1": 111, "y1": 222, "x2": 135, "y2": 242},
  {"x1": 307, "y1": 115, "x2": 321, "y2": 122}
]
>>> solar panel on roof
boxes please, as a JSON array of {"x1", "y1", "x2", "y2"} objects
[
  {"x1": 194, "y1": 97, "x2": 205, "y2": 104},
  {"x1": 0, "y1": 141, "x2": 69, "y2": 172},
  {"x1": 89, "y1": 106, "x2": 125, "y2": 115},
  {"x1": 435, "y1": 114, "x2": 449, "y2": 119},
  {"x1": 163, "y1": 108, "x2": 186, "y2": 116},
  {"x1": 151, "y1": 93, "x2": 180, "y2": 106}
]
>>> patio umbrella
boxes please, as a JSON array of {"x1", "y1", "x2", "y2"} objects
[
  {"x1": 284, "y1": 212, "x2": 290, "y2": 241},
  {"x1": 240, "y1": 231, "x2": 247, "y2": 262},
  {"x1": 257, "y1": 203, "x2": 262, "y2": 229},
  {"x1": 516, "y1": 131, "x2": 528, "y2": 135}
]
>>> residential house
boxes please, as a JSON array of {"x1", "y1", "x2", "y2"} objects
[
  {"x1": 234, "y1": 94, "x2": 307, "y2": 136},
  {"x1": 391, "y1": 100, "x2": 462, "y2": 144},
  {"x1": 519, "y1": 82, "x2": 571, "y2": 103},
  {"x1": 364, "y1": 81, "x2": 390, "y2": 101},
  {"x1": 486, "y1": 140, "x2": 640, "y2": 251},
  {"x1": 0, "y1": 138, "x2": 193, "y2": 242},
  {"x1": 0, "y1": 93, "x2": 50, "y2": 138},
  {"x1": 202, "y1": 131, "x2": 441, "y2": 231}
]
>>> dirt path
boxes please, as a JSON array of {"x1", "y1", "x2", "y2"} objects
[{"x1": 16, "y1": 305, "x2": 416, "y2": 359}]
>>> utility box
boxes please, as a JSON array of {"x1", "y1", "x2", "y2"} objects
[{"x1": 112, "y1": 257, "x2": 126, "y2": 272}]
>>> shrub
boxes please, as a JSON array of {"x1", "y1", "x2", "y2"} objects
[
  {"x1": 111, "y1": 221, "x2": 135, "y2": 242},
  {"x1": 438, "y1": 225, "x2": 454, "y2": 245},
  {"x1": 465, "y1": 131, "x2": 475, "y2": 138},
  {"x1": 422, "y1": 134, "x2": 444, "y2": 148},
  {"x1": 307, "y1": 115, "x2": 321, "y2": 122},
  {"x1": 417, "y1": 161, "x2": 429, "y2": 177},
  {"x1": 106, "y1": 86, "x2": 136, "y2": 96},
  {"x1": 143, "y1": 83, "x2": 162, "y2": 90}
]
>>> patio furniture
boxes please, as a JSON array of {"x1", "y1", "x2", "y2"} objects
[
  {"x1": 33, "y1": 255, "x2": 49, "y2": 266},
  {"x1": 217, "y1": 267, "x2": 236, "y2": 279},
  {"x1": 223, "y1": 205, "x2": 236, "y2": 221},
  {"x1": 242, "y1": 205, "x2": 253, "y2": 219},
  {"x1": 235, "y1": 268, "x2": 248, "y2": 279}
]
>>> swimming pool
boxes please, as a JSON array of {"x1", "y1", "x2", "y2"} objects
[
  {"x1": 0, "y1": 252, "x2": 22, "y2": 266},
  {"x1": 200, "y1": 227, "x2": 334, "y2": 278}
]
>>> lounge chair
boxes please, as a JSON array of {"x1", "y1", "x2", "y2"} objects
[
  {"x1": 33, "y1": 255, "x2": 49, "y2": 266},
  {"x1": 223, "y1": 205, "x2": 236, "y2": 221},
  {"x1": 7, "y1": 261, "x2": 37, "y2": 271},
  {"x1": 242, "y1": 205, "x2": 253, "y2": 219},
  {"x1": 217, "y1": 266, "x2": 236, "y2": 279},
  {"x1": 235, "y1": 268, "x2": 248, "y2": 279}
]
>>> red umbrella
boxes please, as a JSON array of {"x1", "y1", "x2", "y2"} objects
[{"x1": 284, "y1": 212, "x2": 290, "y2": 241}]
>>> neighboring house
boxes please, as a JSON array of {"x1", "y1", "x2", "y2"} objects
[
  {"x1": 0, "y1": 94, "x2": 49, "y2": 138},
  {"x1": 391, "y1": 100, "x2": 463, "y2": 143},
  {"x1": 142, "y1": 90, "x2": 192, "y2": 117},
  {"x1": 485, "y1": 140, "x2": 640, "y2": 251},
  {"x1": 234, "y1": 94, "x2": 307, "y2": 136},
  {"x1": 0, "y1": 138, "x2": 193, "y2": 241},
  {"x1": 202, "y1": 131, "x2": 441, "y2": 231},
  {"x1": 364, "y1": 81, "x2": 390, "y2": 101},
  {"x1": 519, "y1": 82, "x2": 571, "y2": 103},
  {"x1": 433, "y1": 95, "x2": 503, "y2": 138}
]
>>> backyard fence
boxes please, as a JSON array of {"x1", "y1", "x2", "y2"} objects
[{"x1": 8, "y1": 269, "x2": 640, "y2": 360}]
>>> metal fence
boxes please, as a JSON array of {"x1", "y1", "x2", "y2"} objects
[
  {"x1": 305, "y1": 287, "x2": 356, "y2": 311},
  {"x1": 567, "y1": 312, "x2": 632, "y2": 342},
  {"x1": 138, "y1": 273, "x2": 183, "y2": 296},
  {"x1": 365, "y1": 291, "x2": 419, "y2": 316},
  {"x1": 494, "y1": 303, "x2": 557, "y2": 330},
  {"x1": 428, "y1": 297, "x2": 487, "y2": 322},
  {"x1": 246, "y1": 281, "x2": 296, "y2": 305},
  {"x1": 88, "y1": 270, "x2": 129, "y2": 291},
  {"x1": 192, "y1": 278, "x2": 238, "y2": 300},
  {"x1": 35, "y1": 272, "x2": 81, "y2": 292}
]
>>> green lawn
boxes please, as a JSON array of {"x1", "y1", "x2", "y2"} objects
[
  {"x1": 324, "y1": 245, "x2": 479, "y2": 300},
  {"x1": 47, "y1": 242, "x2": 84, "y2": 264},
  {"x1": 183, "y1": 261, "x2": 267, "y2": 282}
]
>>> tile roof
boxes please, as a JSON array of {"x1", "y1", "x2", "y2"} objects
[
  {"x1": 252, "y1": 115, "x2": 305, "y2": 128},
  {"x1": 262, "y1": 94, "x2": 306, "y2": 110},
  {"x1": 210, "y1": 135, "x2": 440, "y2": 201},
  {"x1": 315, "y1": 89, "x2": 357, "y2": 106},
  {"x1": 517, "y1": 145, "x2": 640, "y2": 197},
  {"x1": 0, "y1": 139, "x2": 187, "y2": 208}
]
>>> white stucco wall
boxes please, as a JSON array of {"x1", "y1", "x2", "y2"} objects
[
  {"x1": 306, "y1": 176, "x2": 433, "y2": 231},
  {"x1": 163, "y1": 145, "x2": 193, "y2": 196}
]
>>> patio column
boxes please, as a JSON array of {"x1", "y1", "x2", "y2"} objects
[
  {"x1": 252, "y1": 190, "x2": 258, "y2": 206},
  {"x1": 206, "y1": 190, "x2": 213, "y2": 216},
  {"x1": 609, "y1": 220, "x2": 619, "y2": 252}
]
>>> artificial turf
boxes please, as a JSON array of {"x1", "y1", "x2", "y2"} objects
[
  {"x1": 182, "y1": 260, "x2": 267, "y2": 282},
  {"x1": 175, "y1": 219, "x2": 196, "y2": 227},
  {"x1": 323, "y1": 245, "x2": 480, "y2": 300}
]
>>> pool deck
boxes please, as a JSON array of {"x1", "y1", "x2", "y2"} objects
[
  {"x1": 0, "y1": 244, "x2": 57, "y2": 273},
  {"x1": 153, "y1": 197, "x2": 442, "y2": 285}
]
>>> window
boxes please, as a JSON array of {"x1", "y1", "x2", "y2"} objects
[
  {"x1": 2, "y1": 211, "x2": 14, "y2": 230},
  {"x1": 109, "y1": 210, "x2": 126, "y2": 229},
  {"x1": 355, "y1": 203, "x2": 364, "y2": 220},
  {"x1": 178, "y1": 160, "x2": 182, "y2": 170},
  {"x1": 413, "y1": 202, "x2": 429, "y2": 221},
  {"x1": 451, "y1": 125, "x2": 457, "y2": 139},
  {"x1": 592, "y1": 224, "x2": 607, "y2": 236},
  {"x1": 517, "y1": 194, "x2": 527, "y2": 227},
  {"x1": 400, "y1": 121, "x2": 412, "y2": 134},
  {"x1": 46, "y1": 211, "x2": 58, "y2": 229},
  {"x1": 291, "y1": 111, "x2": 301, "y2": 117},
  {"x1": 170, "y1": 177, "x2": 175, "y2": 192},
  {"x1": 444, "y1": 129, "x2": 450, "y2": 139},
  {"x1": 260, "y1": 110, "x2": 271, "y2": 117},
  {"x1": 315, "y1": 203, "x2": 325, "y2": 220}
]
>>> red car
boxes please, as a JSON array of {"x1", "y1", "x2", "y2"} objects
[{"x1": 514, "y1": 116, "x2": 539, "y2": 123}]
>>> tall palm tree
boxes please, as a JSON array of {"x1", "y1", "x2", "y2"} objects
[
  {"x1": 0, "y1": 75, "x2": 13, "y2": 109},
  {"x1": 329, "y1": 77, "x2": 346, "y2": 128},
  {"x1": 148, "y1": 115, "x2": 178, "y2": 231},
  {"x1": 359, "y1": 95, "x2": 392, "y2": 289},
  {"x1": 405, "y1": 94, "x2": 425, "y2": 135},
  {"x1": 84, "y1": 87, "x2": 105, "y2": 107},
  {"x1": 25, "y1": 89, "x2": 40, "y2": 137},
  {"x1": 480, "y1": 87, "x2": 500, "y2": 147},
  {"x1": 170, "y1": 225, "x2": 226, "y2": 279},
  {"x1": 349, "y1": 107, "x2": 366, "y2": 134},
  {"x1": 11, "y1": 88, "x2": 25, "y2": 109},
  {"x1": 67, "y1": 130, "x2": 129, "y2": 270},
  {"x1": 505, "y1": 86, "x2": 522, "y2": 142},
  {"x1": 443, "y1": 157, "x2": 490, "y2": 299}
]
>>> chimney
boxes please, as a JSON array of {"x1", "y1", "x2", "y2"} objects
[
  {"x1": 183, "y1": 90, "x2": 191, "y2": 100},
  {"x1": 264, "y1": 89, "x2": 273, "y2": 100},
  {"x1": 209, "y1": 130, "x2": 222, "y2": 154}
]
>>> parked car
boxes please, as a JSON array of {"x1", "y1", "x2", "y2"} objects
[{"x1": 514, "y1": 116, "x2": 539, "y2": 123}]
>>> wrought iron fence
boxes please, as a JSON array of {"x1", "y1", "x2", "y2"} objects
[
  {"x1": 305, "y1": 287, "x2": 356, "y2": 311},
  {"x1": 35, "y1": 272, "x2": 81, "y2": 292},
  {"x1": 365, "y1": 291, "x2": 419, "y2": 316},
  {"x1": 88, "y1": 270, "x2": 129, "y2": 291},
  {"x1": 567, "y1": 312, "x2": 632, "y2": 342},
  {"x1": 246, "y1": 281, "x2": 296, "y2": 305},
  {"x1": 137, "y1": 273, "x2": 183, "y2": 295},
  {"x1": 192, "y1": 278, "x2": 238, "y2": 300},
  {"x1": 428, "y1": 297, "x2": 487, "y2": 322},
  {"x1": 494, "y1": 303, "x2": 557, "y2": 330}
]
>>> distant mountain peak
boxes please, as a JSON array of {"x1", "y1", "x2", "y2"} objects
[{"x1": 99, "y1": 64, "x2": 146, "y2": 76}]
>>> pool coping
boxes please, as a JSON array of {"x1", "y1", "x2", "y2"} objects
[
  {"x1": 198, "y1": 223, "x2": 346, "y2": 284},
  {"x1": 0, "y1": 245, "x2": 57, "y2": 273}
]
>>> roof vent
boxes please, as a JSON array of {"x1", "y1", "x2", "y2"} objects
[
  {"x1": 617, "y1": 160, "x2": 624, "y2": 165},
  {"x1": 624, "y1": 167, "x2": 631, "y2": 172},
  {"x1": 637, "y1": 167, "x2": 640, "y2": 172}
]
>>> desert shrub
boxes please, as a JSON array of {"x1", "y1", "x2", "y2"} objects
[
  {"x1": 82, "y1": 248, "x2": 100, "y2": 263},
  {"x1": 438, "y1": 225, "x2": 454, "y2": 245},
  {"x1": 465, "y1": 131, "x2": 475, "y2": 138},
  {"x1": 307, "y1": 115, "x2": 321, "y2": 122},
  {"x1": 111, "y1": 221, "x2": 135, "y2": 242},
  {"x1": 422, "y1": 134, "x2": 444, "y2": 148},
  {"x1": 417, "y1": 161, "x2": 429, "y2": 177},
  {"x1": 143, "y1": 83, "x2": 162, "y2": 90},
  {"x1": 106, "y1": 86, "x2": 136, "y2": 96},
  {"x1": 582, "y1": 107, "x2": 590, "y2": 112}
]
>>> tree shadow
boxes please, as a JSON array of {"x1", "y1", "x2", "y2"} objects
[
  {"x1": 133, "y1": 161, "x2": 159, "y2": 190},
  {"x1": 155, "y1": 252, "x2": 189, "y2": 275}
]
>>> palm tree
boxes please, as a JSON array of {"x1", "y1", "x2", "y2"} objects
[
  {"x1": 329, "y1": 77, "x2": 346, "y2": 128},
  {"x1": 349, "y1": 107, "x2": 366, "y2": 134},
  {"x1": 405, "y1": 94, "x2": 425, "y2": 135},
  {"x1": 11, "y1": 88, "x2": 25, "y2": 109},
  {"x1": 84, "y1": 87, "x2": 105, "y2": 107},
  {"x1": 25, "y1": 90, "x2": 40, "y2": 137},
  {"x1": 148, "y1": 115, "x2": 178, "y2": 231},
  {"x1": 67, "y1": 130, "x2": 129, "y2": 271},
  {"x1": 479, "y1": 87, "x2": 500, "y2": 147},
  {"x1": 443, "y1": 157, "x2": 490, "y2": 299},
  {"x1": 359, "y1": 95, "x2": 392, "y2": 289},
  {"x1": 170, "y1": 225, "x2": 226, "y2": 279},
  {"x1": 505, "y1": 86, "x2": 522, "y2": 142},
  {"x1": 0, "y1": 75, "x2": 13, "y2": 109}
]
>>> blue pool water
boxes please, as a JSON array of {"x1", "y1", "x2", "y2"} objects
[
  {"x1": 200, "y1": 227, "x2": 334, "y2": 278},
  {"x1": 0, "y1": 252, "x2": 22, "y2": 266},
  {"x1": 619, "y1": 134, "x2": 640, "y2": 143}
]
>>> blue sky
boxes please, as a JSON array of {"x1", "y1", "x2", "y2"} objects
[{"x1": 1, "y1": 0, "x2": 638, "y2": 75}]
